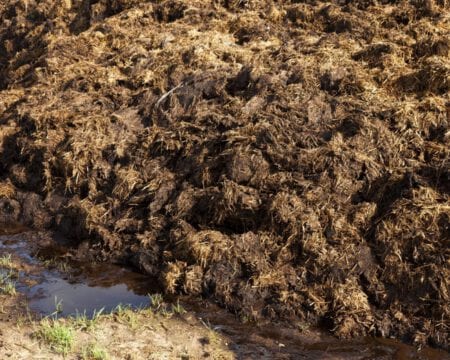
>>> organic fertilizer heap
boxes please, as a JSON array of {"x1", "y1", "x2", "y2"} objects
[{"x1": 0, "y1": 0, "x2": 449, "y2": 350}]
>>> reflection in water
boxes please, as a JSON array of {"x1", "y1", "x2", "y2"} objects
[
  {"x1": 27, "y1": 276, "x2": 150, "y2": 317},
  {"x1": 0, "y1": 230, "x2": 156, "y2": 317}
]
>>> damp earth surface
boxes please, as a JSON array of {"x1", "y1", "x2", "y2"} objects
[{"x1": 0, "y1": 226, "x2": 448, "y2": 359}]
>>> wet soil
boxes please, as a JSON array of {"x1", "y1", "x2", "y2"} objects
[
  {"x1": 0, "y1": 0, "x2": 449, "y2": 352},
  {"x1": 0, "y1": 227, "x2": 449, "y2": 359},
  {"x1": 190, "y1": 299, "x2": 450, "y2": 360},
  {"x1": 0, "y1": 228, "x2": 156, "y2": 317}
]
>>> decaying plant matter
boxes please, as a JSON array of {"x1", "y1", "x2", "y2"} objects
[{"x1": 0, "y1": 0, "x2": 449, "y2": 350}]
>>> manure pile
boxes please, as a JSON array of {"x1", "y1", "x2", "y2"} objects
[{"x1": 0, "y1": 0, "x2": 449, "y2": 349}]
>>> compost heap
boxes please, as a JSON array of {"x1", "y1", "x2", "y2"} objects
[{"x1": 0, "y1": 0, "x2": 449, "y2": 350}]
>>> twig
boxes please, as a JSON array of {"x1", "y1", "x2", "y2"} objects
[{"x1": 155, "y1": 82, "x2": 185, "y2": 108}]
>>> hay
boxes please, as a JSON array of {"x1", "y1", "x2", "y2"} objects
[{"x1": 0, "y1": 0, "x2": 449, "y2": 349}]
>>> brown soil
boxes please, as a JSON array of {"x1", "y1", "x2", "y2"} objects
[
  {"x1": 0, "y1": 0, "x2": 449, "y2": 351},
  {"x1": 0, "y1": 294, "x2": 235, "y2": 360},
  {"x1": 3, "y1": 229, "x2": 446, "y2": 360}
]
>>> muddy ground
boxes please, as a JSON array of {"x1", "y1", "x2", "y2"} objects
[
  {"x1": 0, "y1": 0, "x2": 449, "y2": 351},
  {"x1": 0, "y1": 287, "x2": 235, "y2": 360},
  {"x1": 1, "y1": 228, "x2": 449, "y2": 359}
]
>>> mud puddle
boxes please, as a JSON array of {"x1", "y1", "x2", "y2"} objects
[
  {"x1": 26, "y1": 269, "x2": 152, "y2": 317},
  {"x1": 0, "y1": 226, "x2": 448, "y2": 360},
  {"x1": 185, "y1": 300, "x2": 449, "y2": 360},
  {"x1": 0, "y1": 227, "x2": 156, "y2": 317}
]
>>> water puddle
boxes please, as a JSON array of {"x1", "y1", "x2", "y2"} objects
[
  {"x1": 0, "y1": 225, "x2": 448, "y2": 359},
  {"x1": 27, "y1": 269, "x2": 151, "y2": 317},
  {"x1": 187, "y1": 300, "x2": 449, "y2": 360},
  {"x1": 0, "y1": 227, "x2": 156, "y2": 317}
]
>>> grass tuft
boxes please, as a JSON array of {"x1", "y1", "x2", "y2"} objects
[
  {"x1": 172, "y1": 300, "x2": 186, "y2": 315},
  {"x1": 0, "y1": 271, "x2": 16, "y2": 296},
  {"x1": 71, "y1": 308, "x2": 104, "y2": 332},
  {"x1": 34, "y1": 318, "x2": 74, "y2": 355},
  {"x1": 81, "y1": 343, "x2": 110, "y2": 360},
  {"x1": 0, "y1": 254, "x2": 13, "y2": 268},
  {"x1": 148, "y1": 293, "x2": 164, "y2": 311},
  {"x1": 114, "y1": 304, "x2": 140, "y2": 329}
]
